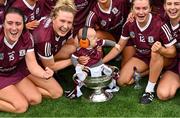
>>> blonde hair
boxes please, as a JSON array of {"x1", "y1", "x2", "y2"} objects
[{"x1": 51, "y1": 0, "x2": 77, "y2": 18}]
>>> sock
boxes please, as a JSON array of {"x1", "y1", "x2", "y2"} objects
[
  {"x1": 77, "y1": 72, "x2": 86, "y2": 81},
  {"x1": 145, "y1": 81, "x2": 156, "y2": 93},
  {"x1": 75, "y1": 65, "x2": 87, "y2": 81},
  {"x1": 108, "y1": 79, "x2": 116, "y2": 89},
  {"x1": 76, "y1": 85, "x2": 83, "y2": 97},
  {"x1": 103, "y1": 65, "x2": 112, "y2": 76}
]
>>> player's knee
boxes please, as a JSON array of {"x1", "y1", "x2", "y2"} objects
[
  {"x1": 157, "y1": 89, "x2": 170, "y2": 100},
  {"x1": 14, "y1": 100, "x2": 29, "y2": 113},
  {"x1": 29, "y1": 93, "x2": 42, "y2": 105},
  {"x1": 51, "y1": 87, "x2": 63, "y2": 99},
  {"x1": 117, "y1": 77, "x2": 129, "y2": 86}
]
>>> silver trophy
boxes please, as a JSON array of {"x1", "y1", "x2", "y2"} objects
[
  {"x1": 84, "y1": 75, "x2": 113, "y2": 102},
  {"x1": 133, "y1": 67, "x2": 142, "y2": 89},
  {"x1": 84, "y1": 66, "x2": 119, "y2": 102}
]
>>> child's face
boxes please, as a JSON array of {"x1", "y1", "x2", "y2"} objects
[
  {"x1": 89, "y1": 36, "x2": 97, "y2": 48},
  {"x1": 87, "y1": 30, "x2": 97, "y2": 48}
]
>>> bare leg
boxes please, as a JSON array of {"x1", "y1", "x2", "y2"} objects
[
  {"x1": 121, "y1": 46, "x2": 136, "y2": 67},
  {"x1": 0, "y1": 85, "x2": 28, "y2": 113},
  {"x1": 28, "y1": 75, "x2": 63, "y2": 99},
  {"x1": 157, "y1": 71, "x2": 180, "y2": 100},
  {"x1": 118, "y1": 57, "x2": 148, "y2": 86},
  {"x1": 15, "y1": 77, "x2": 42, "y2": 105}
]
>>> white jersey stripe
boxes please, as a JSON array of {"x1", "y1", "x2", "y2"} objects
[
  {"x1": 86, "y1": 11, "x2": 95, "y2": 27},
  {"x1": 164, "y1": 24, "x2": 172, "y2": 41},
  {"x1": 45, "y1": 42, "x2": 51, "y2": 57},
  {"x1": 162, "y1": 24, "x2": 172, "y2": 41}
]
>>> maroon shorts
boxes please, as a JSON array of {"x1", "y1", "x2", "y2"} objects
[
  {"x1": 134, "y1": 54, "x2": 150, "y2": 65},
  {"x1": 166, "y1": 58, "x2": 180, "y2": 75},
  {"x1": 126, "y1": 39, "x2": 134, "y2": 46},
  {"x1": 0, "y1": 62, "x2": 30, "y2": 89}
]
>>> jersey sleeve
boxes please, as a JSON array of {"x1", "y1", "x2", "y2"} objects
[
  {"x1": 120, "y1": 22, "x2": 130, "y2": 40},
  {"x1": 160, "y1": 23, "x2": 177, "y2": 47},
  {"x1": 36, "y1": 41, "x2": 53, "y2": 59},
  {"x1": 85, "y1": 10, "x2": 98, "y2": 28},
  {"x1": 22, "y1": 31, "x2": 34, "y2": 53}
]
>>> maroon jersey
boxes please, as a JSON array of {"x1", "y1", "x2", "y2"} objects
[
  {"x1": 86, "y1": 0, "x2": 129, "y2": 39},
  {"x1": 121, "y1": 13, "x2": 176, "y2": 58},
  {"x1": 33, "y1": 17, "x2": 73, "y2": 59},
  {"x1": 39, "y1": 0, "x2": 56, "y2": 16},
  {"x1": 11, "y1": 0, "x2": 42, "y2": 23},
  {"x1": 0, "y1": 29, "x2": 34, "y2": 74},
  {"x1": 167, "y1": 21, "x2": 180, "y2": 59},
  {"x1": 73, "y1": 0, "x2": 96, "y2": 36},
  {"x1": 72, "y1": 40, "x2": 105, "y2": 67},
  {"x1": 0, "y1": 4, "x2": 5, "y2": 27}
]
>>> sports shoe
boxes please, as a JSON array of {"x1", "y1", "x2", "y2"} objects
[
  {"x1": 140, "y1": 92, "x2": 155, "y2": 104},
  {"x1": 105, "y1": 86, "x2": 120, "y2": 93},
  {"x1": 64, "y1": 90, "x2": 78, "y2": 99}
]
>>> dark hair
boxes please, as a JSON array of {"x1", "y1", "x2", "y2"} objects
[{"x1": 4, "y1": 7, "x2": 26, "y2": 31}]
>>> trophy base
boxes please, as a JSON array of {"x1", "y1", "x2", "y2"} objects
[{"x1": 89, "y1": 89, "x2": 113, "y2": 102}]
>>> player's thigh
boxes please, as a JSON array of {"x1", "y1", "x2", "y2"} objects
[
  {"x1": 0, "y1": 85, "x2": 28, "y2": 108},
  {"x1": 15, "y1": 77, "x2": 42, "y2": 105},
  {"x1": 28, "y1": 75, "x2": 63, "y2": 97},
  {"x1": 121, "y1": 46, "x2": 136, "y2": 67},
  {"x1": 118, "y1": 57, "x2": 148, "y2": 84}
]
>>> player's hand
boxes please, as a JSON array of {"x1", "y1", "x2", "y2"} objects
[
  {"x1": 151, "y1": 41, "x2": 162, "y2": 52},
  {"x1": 78, "y1": 56, "x2": 90, "y2": 65},
  {"x1": 26, "y1": 20, "x2": 40, "y2": 30},
  {"x1": 127, "y1": 12, "x2": 135, "y2": 23},
  {"x1": 42, "y1": 67, "x2": 54, "y2": 80},
  {"x1": 97, "y1": 46, "x2": 102, "y2": 52}
]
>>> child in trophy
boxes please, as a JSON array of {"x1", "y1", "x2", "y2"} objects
[{"x1": 65, "y1": 27, "x2": 120, "y2": 99}]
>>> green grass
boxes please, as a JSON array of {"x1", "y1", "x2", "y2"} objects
[{"x1": 0, "y1": 64, "x2": 180, "y2": 117}]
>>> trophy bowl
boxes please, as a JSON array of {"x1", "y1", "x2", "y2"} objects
[{"x1": 84, "y1": 75, "x2": 113, "y2": 102}]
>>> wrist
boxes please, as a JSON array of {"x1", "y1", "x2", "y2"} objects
[{"x1": 115, "y1": 44, "x2": 121, "y2": 51}]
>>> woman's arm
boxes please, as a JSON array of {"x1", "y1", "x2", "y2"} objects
[
  {"x1": 103, "y1": 38, "x2": 128, "y2": 63},
  {"x1": 151, "y1": 41, "x2": 176, "y2": 58},
  {"x1": 25, "y1": 51, "x2": 54, "y2": 79}
]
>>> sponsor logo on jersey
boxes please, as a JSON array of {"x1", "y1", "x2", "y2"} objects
[
  {"x1": 19, "y1": 50, "x2": 26, "y2": 57},
  {"x1": 30, "y1": 13, "x2": 35, "y2": 20},
  {"x1": 130, "y1": 31, "x2": 135, "y2": 38},
  {"x1": 112, "y1": 7, "x2": 118, "y2": 14},
  {"x1": 148, "y1": 36, "x2": 154, "y2": 44},
  {"x1": 101, "y1": 20, "x2": 106, "y2": 27},
  {"x1": 0, "y1": 53, "x2": 4, "y2": 60}
]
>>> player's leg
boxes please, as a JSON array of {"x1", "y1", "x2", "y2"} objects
[
  {"x1": 0, "y1": 85, "x2": 28, "y2": 113},
  {"x1": 15, "y1": 76, "x2": 42, "y2": 105},
  {"x1": 157, "y1": 71, "x2": 180, "y2": 100},
  {"x1": 28, "y1": 75, "x2": 63, "y2": 99},
  {"x1": 118, "y1": 57, "x2": 148, "y2": 86}
]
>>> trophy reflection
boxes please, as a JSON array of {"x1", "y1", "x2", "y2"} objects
[{"x1": 133, "y1": 67, "x2": 142, "y2": 89}]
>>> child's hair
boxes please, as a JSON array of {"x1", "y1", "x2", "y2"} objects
[
  {"x1": 50, "y1": 0, "x2": 77, "y2": 18},
  {"x1": 4, "y1": 7, "x2": 26, "y2": 31}
]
